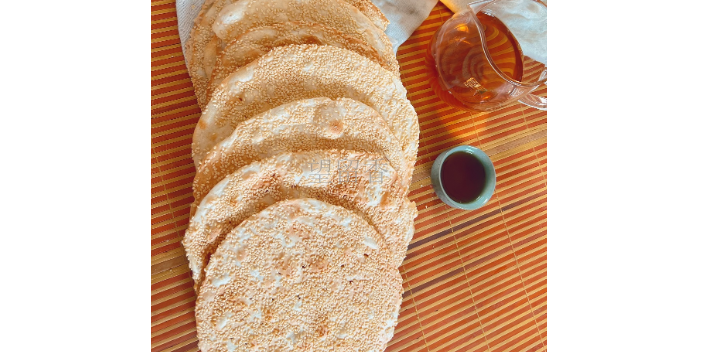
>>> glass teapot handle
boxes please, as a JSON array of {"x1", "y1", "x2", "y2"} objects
[
  {"x1": 519, "y1": 68, "x2": 547, "y2": 110},
  {"x1": 518, "y1": 85, "x2": 547, "y2": 110},
  {"x1": 468, "y1": 0, "x2": 548, "y2": 111}
]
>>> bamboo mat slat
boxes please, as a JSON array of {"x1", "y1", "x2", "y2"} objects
[{"x1": 151, "y1": 2, "x2": 547, "y2": 351}]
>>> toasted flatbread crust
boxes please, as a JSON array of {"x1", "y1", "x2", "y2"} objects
[
  {"x1": 204, "y1": 22, "x2": 398, "y2": 104},
  {"x1": 183, "y1": 0, "x2": 238, "y2": 105},
  {"x1": 192, "y1": 45, "x2": 419, "y2": 180},
  {"x1": 196, "y1": 198, "x2": 402, "y2": 352},
  {"x1": 186, "y1": 0, "x2": 391, "y2": 108},
  {"x1": 183, "y1": 0, "x2": 217, "y2": 64},
  {"x1": 183, "y1": 149, "x2": 417, "y2": 292},
  {"x1": 191, "y1": 97, "x2": 410, "y2": 215}
]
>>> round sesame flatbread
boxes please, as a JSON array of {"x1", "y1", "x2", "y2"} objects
[
  {"x1": 185, "y1": 0, "x2": 391, "y2": 108},
  {"x1": 204, "y1": 22, "x2": 399, "y2": 104},
  {"x1": 195, "y1": 198, "x2": 403, "y2": 352},
  {"x1": 183, "y1": 0, "x2": 226, "y2": 76},
  {"x1": 211, "y1": 0, "x2": 388, "y2": 43},
  {"x1": 192, "y1": 44, "x2": 419, "y2": 174},
  {"x1": 186, "y1": 0, "x2": 218, "y2": 51},
  {"x1": 183, "y1": 149, "x2": 417, "y2": 292},
  {"x1": 191, "y1": 97, "x2": 411, "y2": 216}
]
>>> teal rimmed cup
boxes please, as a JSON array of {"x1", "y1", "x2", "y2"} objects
[{"x1": 430, "y1": 145, "x2": 496, "y2": 210}]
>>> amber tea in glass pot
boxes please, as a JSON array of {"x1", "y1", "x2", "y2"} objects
[{"x1": 425, "y1": 0, "x2": 547, "y2": 112}]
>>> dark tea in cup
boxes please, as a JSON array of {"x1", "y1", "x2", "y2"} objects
[
  {"x1": 430, "y1": 145, "x2": 496, "y2": 210},
  {"x1": 440, "y1": 151, "x2": 487, "y2": 203}
]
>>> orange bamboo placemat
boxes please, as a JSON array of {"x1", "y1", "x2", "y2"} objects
[{"x1": 151, "y1": 2, "x2": 547, "y2": 351}]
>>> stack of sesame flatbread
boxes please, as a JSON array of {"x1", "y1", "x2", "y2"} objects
[{"x1": 181, "y1": 1, "x2": 419, "y2": 350}]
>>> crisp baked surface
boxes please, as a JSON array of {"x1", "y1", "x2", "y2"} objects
[
  {"x1": 183, "y1": 0, "x2": 217, "y2": 63},
  {"x1": 204, "y1": 22, "x2": 398, "y2": 104},
  {"x1": 184, "y1": 0, "x2": 234, "y2": 107},
  {"x1": 340, "y1": 0, "x2": 388, "y2": 30},
  {"x1": 191, "y1": 97, "x2": 410, "y2": 216},
  {"x1": 183, "y1": 149, "x2": 417, "y2": 292},
  {"x1": 186, "y1": 0, "x2": 392, "y2": 108},
  {"x1": 192, "y1": 44, "x2": 419, "y2": 174},
  {"x1": 195, "y1": 198, "x2": 403, "y2": 352},
  {"x1": 210, "y1": 0, "x2": 394, "y2": 70}
]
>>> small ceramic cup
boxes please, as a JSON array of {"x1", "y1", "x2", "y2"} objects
[{"x1": 430, "y1": 145, "x2": 496, "y2": 210}]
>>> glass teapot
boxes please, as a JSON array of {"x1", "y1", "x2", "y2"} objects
[{"x1": 426, "y1": 0, "x2": 547, "y2": 112}]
